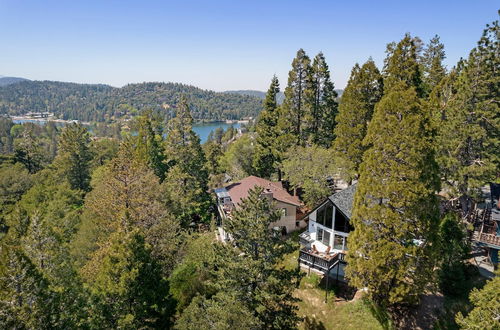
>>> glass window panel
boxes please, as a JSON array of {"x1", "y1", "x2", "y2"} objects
[
  {"x1": 317, "y1": 206, "x2": 325, "y2": 226},
  {"x1": 333, "y1": 235, "x2": 344, "y2": 250},
  {"x1": 322, "y1": 230, "x2": 331, "y2": 246},
  {"x1": 334, "y1": 208, "x2": 348, "y2": 232},
  {"x1": 317, "y1": 228, "x2": 323, "y2": 242},
  {"x1": 325, "y1": 205, "x2": 333, "y2": 229}
]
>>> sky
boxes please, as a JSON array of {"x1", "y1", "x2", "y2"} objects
[{"x1": 0, "y1": 1, "x2": 498, "y2": 91}]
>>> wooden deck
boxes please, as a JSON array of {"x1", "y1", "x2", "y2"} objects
[
  {"x1": 473, "y1": 231, "x2": 500, "y2": 248},
  {"x1": 298, "y1": 248, "x2": 345, "y2": 273}
]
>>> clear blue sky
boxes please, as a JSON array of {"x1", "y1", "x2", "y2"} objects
[{"x1": 0, "y1": 1, "x2": 498, "y2": 91}]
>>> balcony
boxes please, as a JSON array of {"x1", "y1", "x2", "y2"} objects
[
  {"x1": 473, "y1": 232, "x2": 500, "y2": 249},
  {"x1": 299, "y1": 248, "x2": 345, "y2": 273}
]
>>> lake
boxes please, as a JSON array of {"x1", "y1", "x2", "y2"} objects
[{"x1": 12, "y1": 119, "x2": 241, "y2": 144}]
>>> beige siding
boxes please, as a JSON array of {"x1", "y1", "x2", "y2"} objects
[{"x1": 270, "y1": 200, "x2": 302, "y2": 234}]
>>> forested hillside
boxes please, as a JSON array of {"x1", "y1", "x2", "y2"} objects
[
  {"x1": 0, "y1": 81, "x2": 262, "y2": 122},
  {"x1": 0, "y1": 76, "x2": 29, "y2": 86},
  {"x1": 0, "y1": 9, "x2": 498, "y2": 330}
]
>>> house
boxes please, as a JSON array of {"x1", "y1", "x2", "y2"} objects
[
  {"x1": 472, "y1": 182, "x2": 500, "y2": 269},
  {"x1": 214, "y1": 176, "x2": 306, "y2": 236},
  {"x1": 298, "y1": 184, "x2": 357, "y2": 279}
]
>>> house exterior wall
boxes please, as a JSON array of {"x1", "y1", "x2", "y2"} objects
[
  {"x1": 271, "y1": 200, "x2": 299, "y2": 234},
  {"x1": 306, "y1": 201, "x2": 350, "y2": 253}
]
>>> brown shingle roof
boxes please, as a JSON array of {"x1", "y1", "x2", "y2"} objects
[{"x1": 224, "y1": 176, "x2": 302, "y2": 208}]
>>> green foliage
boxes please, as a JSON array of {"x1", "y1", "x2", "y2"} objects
[
  {"x1": 346, "y1": 36, "x2": 440, "y2": 306},
  {"x1": 14, "y1": 126, "x2": 46, "y2": 173},
  {"x1": 175, "y1": 292, "x2": 261, "y2": 330},
  {"x1": 163, "y1": 96, "x2": 211, "y2": 225},
  {"x1": 91, "y1": 137, "x2": 119, "y2": 167},
  {"x1": 0, "y1": 163, "x2": 32, "y2": 215},
  {"x1": 74, "y1": 142, "x2": 180, "y2": 273},
  {"x1": 438, "y1": 213, "x2": 470, "y2": 297},
  {"x1": 82, "y1": 229, "x2": 174, "y2": 328},
  {"x1": 219, "y1": 134, "x2": 256, "y2": 180},
  {"x1": 134, "y1": 111, "x2": 167, "y2": 181},
  {"x1": 254, "y1": 75, "x2": 281, "y2": 179},
  {"x1": 282, "y1": 145, "x2": 335, "y2": 207},
  {"x1": 333, "y1": 59, "x2": 383, "y2": 183},
  {"x1": 54, "y1": 123, "x2": 93, "y2": 191},
  {"x1": 308, "y1": 52, "x2": 339, "y2": 147},
  {"x1": 220, "y1": 186, "x2": 302, "y2": 329},
  {"x1": 0, "y1": 81, "x2": 262, "y2": 122},
  {"x1": 280, "y1": 48, "x2": 312, "y2": 147},
  {"x1": 421, "y1": 35, "x2": 446, "y2": 94},
  {"x1": 169, "y1": 233, "x2": 217, "y2": 312},
  {"x1": 383, "y1": 33, "x2": 424, "y2": 96},
  {"x1": 0, "y1": 246, "x2": 57, "y2": 328},
  {"x1": 431, "y1": 18, "x2": 499, "y2": 198},
  {"x1": 456, "y1": 270, "x2": 500, "y2": 330}
]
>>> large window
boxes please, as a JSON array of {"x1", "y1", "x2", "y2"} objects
[
  {"x1": 322, "y1": 230, "x2": 331, "y2": 246},
  {"x1": 333, "y1": 235, "x2": 344, "y2": 250},
  {"x1": 334, "y1": 208, "x2": 353, "y2": 233},
  {"x1": 317, "y1": 228, "x2": 331, "y2": 246},
  {"x1": 316, "y1": 202, "x2": 333, "y2": 229}
]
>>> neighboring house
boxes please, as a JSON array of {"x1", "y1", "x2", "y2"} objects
[
  {"x1": 472, "y1": 182, "x2": 500, "y2": 269},
  {"x1": 298, "y1": 184, "x2": 357, "y2": 280},
  {"x1": 215, "y1": 176, "x2": 306, "y2": 237}
]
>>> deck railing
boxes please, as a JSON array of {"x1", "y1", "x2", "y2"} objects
[
  {"x1": 473, "y1": 232, "x2": 500, "y2": 248},
  {"x1": 299, "y1": 248, "x2": 345, "y2": 272}
]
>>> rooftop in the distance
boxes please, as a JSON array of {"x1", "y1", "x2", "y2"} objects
[{"x1": 222, "y1": 176, "x2": 301, "y2": 208}]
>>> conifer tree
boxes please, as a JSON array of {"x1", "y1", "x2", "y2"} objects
[
  {"x1": 14, "y1": 127, "x2": 45, "y2": 174},
  {"x1": 165, "y1": 95, "x2": 208, "y2": 185},
  {"x1": 134, "y1": 111, "x2": 167, "y2": 181},
  {"x1": 346, "y1": 35, "x2": 440, "y2": 307},
  {"x1": 432, "y1": 19, "x2": 499, "y2": 201},
  {"x1": 175, "y1": 292, "x2": 261, "y2": 330},
  {"x1": 0, "y1": 247, "x2": 56, "y2": 328},
  {"x1": 164, "y1": 95, "x2": 211, "y2": 225},
  {"x1": 309, "y1": 52, "x2": 338, "y2": 147},
  {"x1": 383, "y1": 34, "x2": 424, "y2": 96},
  {"x1": 55, "y1": 123, "x2": 93, "y2": 191},
  {"x1": 279, "y1": 49, "x2": 312, "y2": 146},
  {"x1": 253, "y1": 75, "x2": 281, "y2": 179},
  {"x1": 82, "y1": 229, "x2": 174, "y2": 328},
  {"x1": 456, "y1": 269, "x2": 500, "y2": 329},
  {"x1": 421, "y1": 35, "x2": 446, "y2": 95},
  {"x1": 332, "y1": 59, "x2": 383, "y2": 182},
  {"x1": 221, "y1": 186, "x2": 301, "y2": 329},
  {"x1": 75, "y1": 140, "x2": 180, "y2": 273}
]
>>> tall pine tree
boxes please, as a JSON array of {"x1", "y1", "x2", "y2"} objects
[
  {"x1": 134, "y1": 111, "x2": 167, "y2": 182},
  {"x1": 279, "y1": 49, "x2": 312, "y2": 146},
  {"x1": 332, "y1": 59, "x2": 383, "y2": 183},
  {"x1": 432, "y1": 18, "x2": 499, "y2": 202},
  {"x1": 164, "y1": 95, "x2": 210, "y2": 225},
  {"x1": 253, "y1": 75, "x2": 281, "y2": 179},
  {"x1": 346, "y1": 34, "x2": 440, "y2": 308},
  {"x1": 309, "y1": 52, "x2": 338, "y2": 147},
  {"x1": 421, "y1": 35, "x2": 446, "y2": 95},
  {"x1": 221, "y1": 186, "x2": 301, "y2": 329},
  {"x1": 55, "y1": 124, "x2": 93, "y2": 192}
]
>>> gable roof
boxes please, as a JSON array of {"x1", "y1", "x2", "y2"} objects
[
  {"x1": 327, "y1": 184, "x2": 357, "y2": 218},
  {"x1": 223, "y1": 176, "x2": 301, "y2": 207}
]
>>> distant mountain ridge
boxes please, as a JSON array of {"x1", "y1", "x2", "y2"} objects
[
  {"x1": 0, "y1": 80, "x2": 263, "y2": 122},
  {"x1": 0, "y1": 76, "x2": 29, "y2": 86},
  {"x1": 225, "y1": 90, "x2": 285, "y2": 104},
  {"x1": 225, "y1": 89, "x2": 343, "y2": 103}
]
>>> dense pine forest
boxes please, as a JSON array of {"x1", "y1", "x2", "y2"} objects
[
  {"x1": 0, "y1": 81, "x2": 262, "y2": 122},
  {"x1": 0, "y1": 12, "x2": 498, "y2": 330}
]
